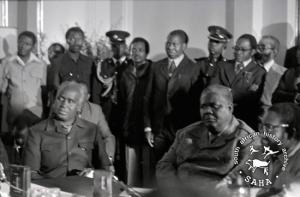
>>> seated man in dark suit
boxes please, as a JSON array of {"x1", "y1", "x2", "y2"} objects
[
  {"x1": 24, "y1": 81, "x2": 113, "y2": 179},
  {"x1": 156, "y1": 85, "x2": 256, "y2": 192}
]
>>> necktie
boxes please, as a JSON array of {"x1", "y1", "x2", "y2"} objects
[
  {"x1": 168, "y1": 60, "x2": 176, "y2": 77},
  {"x1": 235, "y1": 62, "x2": 244, "y2": 74}
]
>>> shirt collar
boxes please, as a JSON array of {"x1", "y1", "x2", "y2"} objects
[
  {"x1": 45, "y1": 116, "x2": 86, "y2": 134},
  {"x1": 169, "y1": 54, "x2": 184, "y2": 67},
  {"x1": 15, "y1": 52, "x2": 40, "y2": 66},
  {"x1": 237, "y1": 58, "x2": 252, "y2": 68},
  {"x1": 67, "y1": 51, "x2": 83, "y2": 62},
  {"x1": 263, "y1": 59, "x2": 275, "y2": 72}
]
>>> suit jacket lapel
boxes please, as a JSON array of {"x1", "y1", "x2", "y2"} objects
[
  {"x1": 159, "y1": 58, "x2": 169, "y2": 80},
  {"x1": 231, "y1": 60, "x2": 256, "y2": 85},
  {"x1": 168, "y1": 55, "x2": 188, "y2": 94},
  {"x1": 223, "y1": 63, "x2": 236, "y2": 86},
  {"x1": 172, "y1": 55, "x2": 187, "y2": 76}
]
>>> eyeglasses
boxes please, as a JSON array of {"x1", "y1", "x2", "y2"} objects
[
  {"x1": 258, "y1": 123, "x2": 289, "y2": 132},
  {"x1": 232, "y1": 46, "x2": 252, "y2": 52},
  {"x1": 257, "y1": 44, "x2": 274, "y2": 51}
]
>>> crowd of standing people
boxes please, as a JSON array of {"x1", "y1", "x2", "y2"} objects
[{"x1": 1, "y1": 24, "x2": 300, "y2": 196}]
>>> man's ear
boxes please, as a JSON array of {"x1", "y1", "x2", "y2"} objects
[
  {"x1": 288, "y1": 127, "x2": 297, "y2": 140},
  {"x1": 87, "y1": 93, "x2": 91, "y2": 101},
  {"x1": 183, "y1": 43, "x2": 187, "y2": 51},
  {"x1": 66, "y1": 38, "x2": 71, "y2": 46},
  {"x1": 251, "y1": 49, "x2": 256, "y2": 57},
  {"x1": 228, "y1": 103, "x2": 234, "y2": 113},
  {"x1": 273, "y1": 48, "x2": 279, "y2": 57}
]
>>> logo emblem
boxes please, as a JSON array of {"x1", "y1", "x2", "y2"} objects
[{"x1": 233, "y1": 131, "x2": 288, "y2": 187}]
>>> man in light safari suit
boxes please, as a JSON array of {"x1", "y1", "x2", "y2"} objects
[{"x1": 256, "y1": 35, "x2": 286, "y2": 117}]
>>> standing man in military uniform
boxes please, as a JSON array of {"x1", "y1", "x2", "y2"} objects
[
  {"x1": 92, "y1": 30, "x2": 132, "y2": 182},
  {"x1": 195, "y1": 26, "x2": 232, "y2": 88}
]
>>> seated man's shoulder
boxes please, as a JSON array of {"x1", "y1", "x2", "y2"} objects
[
  {"x1": 29, "y1": 119, "x2": 48, "y2": 130},
  {"x1": 177, "y1": 121, "x2": 206, "y2": 138},
  {"x1": 77, "y1": 118, "x2": 98, "y2": 129},
  {"x1": 27, "y1": 119, "x2": 49, "y2": 137},
  {"x1": 236, "y1": 119, "x2": 256, "y2": 137},
  {"x1": 236, "y1": 119, "x2": 261, "y2": 147}
]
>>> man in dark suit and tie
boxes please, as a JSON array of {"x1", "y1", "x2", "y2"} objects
[
  {"x1": 144, "y1": 30, "x2": 200, "y2": 162},
  {"x1": 211, "y1": 34, "x2": 266, "y2": 129}
]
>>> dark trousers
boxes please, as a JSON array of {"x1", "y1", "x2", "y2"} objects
[
  {"x1": 101, "y1": 99, "x2": 127, "y2": 183},
  {"x1": 153, "y1": 130, "x2": 175, "y2": 163}
]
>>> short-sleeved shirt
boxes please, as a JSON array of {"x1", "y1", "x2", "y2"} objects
[{"x1": 1, "y1": 53, "x2": 46, "y2": 123}]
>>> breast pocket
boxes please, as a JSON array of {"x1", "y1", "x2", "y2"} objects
[
  {"x1": 78, "y1": 142, "x2": 94, "y2": 152},
  {"x1": 176, "y1": 137, "x2": 195, "y2": 163},
  {"x1": 76, "y1": 142, "x2": 94, "y2": 167},
  {"x1": 41, "y1": 143, "x2": 62, "y2": 168},
  {"x1": 29, "y1": 68, "x2": 43, "y2": 86}
]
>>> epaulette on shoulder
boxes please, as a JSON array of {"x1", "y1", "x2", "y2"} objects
[{"x1": 237, "y1": 119, "x2": 256, "y2": 135}]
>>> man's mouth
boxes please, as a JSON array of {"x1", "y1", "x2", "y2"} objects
[
  {"x1": 203, "y1": 115, "x2": 216, "y2": 122},
  {"x1": 209, "y1": 49, "x2": 215, "y2": 54},
  {"x1": 58, "y1": 109, "x2": 68, "y2": 116}
]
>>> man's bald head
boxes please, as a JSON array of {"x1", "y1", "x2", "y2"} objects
[
  {"x1": 200, "y1": 85, "x2": 234, "y2": 133},
  {"x1": 200, "y1": 84, "x2": 233, "y2": 105},
  {"x1": 56, "y1": 81, "x2": 81, "y2": 102}
]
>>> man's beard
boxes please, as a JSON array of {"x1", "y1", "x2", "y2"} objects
[{"x1": 256, "y1": 52, "x2": 272, "y2": 64}]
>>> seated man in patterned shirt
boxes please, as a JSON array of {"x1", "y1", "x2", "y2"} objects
[{"x1": 24, "y1": 81, "x2": 113, "y2": 179}]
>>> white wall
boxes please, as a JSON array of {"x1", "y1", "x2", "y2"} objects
[
  {"x1": 0, "y1": 0, "x2": 298, "y2": 65},
  {"x1": 42, "y1": 0, "x2": 111, "y2": 54},
  {"x1": 260, "y1": 0, "x2": 297, "y2": 65},
  {"x1": 131, "y1": 0, "x2": 227, "y2": 61}
]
